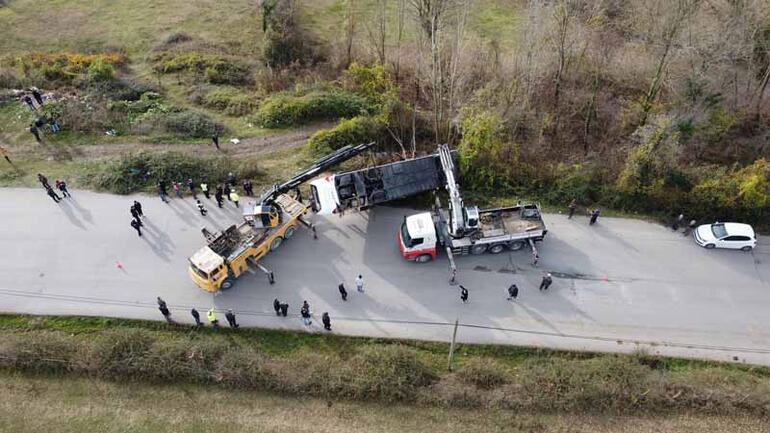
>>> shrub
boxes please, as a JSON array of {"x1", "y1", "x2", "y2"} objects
[
  {"x1": 456, "y1": 358, "x2": 507, "y2": 389},
  {"x1": 10, "y1": 52, "x2": 126, "y2": 85},
  {"x1": 94, "y1": 329, "x2": 153, "y2": 380},
  {"x1": 197, "y1": 87, "x2": 257, "y2": 116},
  {"x1": 204, "y1": 62, "x2": 252, "y2": 86},
  {"x1": 87, "y1": 57, "x2": 116, "y2": 82},
  {"x1": 152, "y1": 51, "x2": 252, "y2": 85},
  {"x1": 0, "y1": 67, "x2": 21, "y2": 88},
  {"x1": 347, "y1": 345, "x2": 437, "y2": 402},
  {"x1": 457, "y1": 108, "x2": 514, "y2": 191},
  {"x1": 81, "y1": 151, "x2": 259, "y2": 194},
  {"x1": 688, "y1": 159, "x2": 770, "y2": 222},
  {"x1": 306, "y1": 116, "x2": 383, "y2": 156},
  {"x1": 254, "y1": 90, "x2": 370, "y2": 128},
  {"x1": 160, "y1": 110, "x2": 220, "y2": 137},
  {"x1": 0, "y1": 333, "x2": 81, "y2": 373}
]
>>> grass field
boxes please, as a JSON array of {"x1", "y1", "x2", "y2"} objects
[{"x1": 1, "y1": 372, "x2": 768, "y2": 433}]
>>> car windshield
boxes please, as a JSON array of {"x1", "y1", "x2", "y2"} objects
[
  {"x1": 400, "y1": 221, "x2": 413, "y2": 247},
  {"x1": 711, "y1": 224, "x2": 728, "y2": 239}
]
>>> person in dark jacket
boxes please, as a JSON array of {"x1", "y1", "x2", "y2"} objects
[
  {"x1": 459, "y1": 285, "x2": 468, "y2": 303},
  {"x1": 158, "y1": 181, "x2": 169, "y2": 203},
  {"x1": 568, "y1": 199, "x2": 577, "y2": 219},
  {"x1": 31, "y1": 89, "x2": 44, "y2": 105},
  {"x1": 191, "y1": 308, "x2": 203, "y2": 327},
  {"x1": 159, "y1": 303, "x2": 172, "y2": 323},
  {"x1": 22, "y1": 95, "x2": 36, "y2": 111},
  {"x1": 29, "y1": 124, "x2": 41, "y2": 143},
  {"x1": 131, "y1": 219, "x2": 142, "y2": 236},
  {"x1": 589, "y1": 208, "x2": 601, "y2": 225},
  {"x1": 130, "y1": 205, "x2": 143, "y2": 226},
  {"x1": 225, "y1": 309, "x2": 239, "y2": 328},
  {"x1": 133, "y1": 200, "x2": 144, "y2": 218},
  {"x1": 539, "y1": 273, "x2": 553, "y2": 291},
  {"x1": 212, "y1": 133, "x2": 220, "y2": 149},
  {"x1": 301, "y1": 301, "x2": 312, "y2": 326},
  {"x1": 224, "y1": 184, "x2": 231, "y2": 201},
  {"x1": 507, "y1": 284, "x2": 519, "y2": 301},
  {"x1": 338, "y1": 283, "x2": 348, "y2": 301},
  {"x1": 45, "y1": 186, "x2": 61, "y2": 203},
  {"x1": 214, "y1": 186, "x2": 224, "y2": 208},
  {"x1": 55, "y1": 180, "x2": 71, "y2": 198},
  {"x1": 322, "y1": 312, "x2": 331, "y2": 331},
  {"x1": 279, "y1": 303, "x2": 289, "y2": 317},
  {"x1": 37, "y1": 173, "x2": 50, "y2": 189},
  {"x1": 273, "y1": 298, "x2": 281, "y2": 316}
]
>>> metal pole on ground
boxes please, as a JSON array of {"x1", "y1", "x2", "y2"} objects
[{"x1": 447, "y1": 318, "x2": 459, "y2": 371}]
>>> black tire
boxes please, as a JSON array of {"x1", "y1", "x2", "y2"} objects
[
  {"x1": 220, "y1": 278, "x2": 235, "y2": 290},
  {"x1": 489, "y1": 244, "x2": 505, "y2": 254},
  {"x1": 415, "y1": 254, "x2": 433, "y2": 263},
  {"x1": 270, "y1": 236, "x2": 283, "y2": 251},
  {"x1": 704, "y1": 244, "x2": 715, "y2": 249},
  {"x1": 508, "y1": 241, "x2": 525, "y2": 251},
  {"x1": 470, "y1": 244, "x2": 488, "y2": 255},
  {"x1": 284, "y1": 226, "x2": 296, "y2": 239},
  {"x1": 741, "y1": 246, "x2": 753, "y2": 252}
]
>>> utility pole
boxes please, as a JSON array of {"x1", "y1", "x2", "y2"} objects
[{"x1": 447, "y1": 318, "x2": 459, "y2": 371}]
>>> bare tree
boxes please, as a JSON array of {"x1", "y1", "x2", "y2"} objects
[
  {"x1": 551, "y1": 0, "x2": 578, "y2": 107},
  {"x1": 344, "y1": 0, "x2": 357, "y2": 68}
]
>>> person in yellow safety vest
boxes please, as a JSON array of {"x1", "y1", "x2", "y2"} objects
[
  {"x1": 207, "y1": 308, "x2": 219, "y2": 328},
  {"x1": 229, "y1": 189, "x2": 240, "y2": 208},
  {"x1": 200, "y1": 182, "x2": 209, "y2": 199}
]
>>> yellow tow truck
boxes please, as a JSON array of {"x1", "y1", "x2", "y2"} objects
[{"x1": 188, "y1": 142, "x2": 375, "y2": 293}]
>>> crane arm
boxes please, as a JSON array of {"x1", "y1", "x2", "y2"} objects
[{"x1": 437, "y1": 144, "x2": 465, "y2": 237}]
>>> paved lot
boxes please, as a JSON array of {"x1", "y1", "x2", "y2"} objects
[{"x1": 1, "y1": 187, "x2": 769, "y2": 365}]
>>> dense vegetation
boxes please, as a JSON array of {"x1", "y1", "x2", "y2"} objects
[
  {"x1": 0, "y1": 0, "x2": 769, "y2": 223},
  {"x1": 1, "y1": 315, "x2": 769, "y2": 415}
]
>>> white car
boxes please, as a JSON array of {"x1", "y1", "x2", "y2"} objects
[{"x1": 693, "y1": 222, "x2": 757, "y2": 251}]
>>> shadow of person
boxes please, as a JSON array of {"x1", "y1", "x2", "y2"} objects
[
  {"x1": 58, "y1": 199, "x2": 86, "y2": 230},
  {"x1": 67, "y1": 195, "x2": 93, "y2": 224}
]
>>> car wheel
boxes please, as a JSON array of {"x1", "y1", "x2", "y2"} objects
[
  {"x1": 284, "y1": 226, "x2": 296, "y2": 239},
  {"x1": 270, "y1": 236, "x2": 283, "y2": 251},
  {"x1": 470, "y1": 244, "x2": 488, "y2": 255},
  {"x1": 508, "y1": 241, "x2": 525, "y2": 251},
  {"x1": 704, "y1": 243, "x2": 715, "y2": 249},
  {"x1": 220, "y1": 278, "x2": 234, "y2": 290},
  {"x1": 489, "y1": 244, "x2": 505, "y2": 254},
  {"x1": 741, "y1": 246, "x2": 753, "y2": 252},
  {"x1": 415, "y1": 254, "x2": 433, "y2": 263}
]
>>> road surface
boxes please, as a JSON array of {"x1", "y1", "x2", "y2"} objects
[{"x1": 1, "y1": 187, "x2": 769, "y2": 365}]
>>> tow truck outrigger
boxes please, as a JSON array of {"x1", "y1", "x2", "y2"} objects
[{"x1": 188, "y1": 142, "x2": 375, "y2": 293}]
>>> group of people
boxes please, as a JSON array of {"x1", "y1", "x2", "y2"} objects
[
  {"x1": 21, "y1": 89, "x2": 61, "y2": 143},
  {"x1": 37, "y1": 173, "x2": 71, "y2": 203},
  {"x1": 459, "y1": 272, "x2": 553, "y2": 305},
  {"x1": 129, "y1": 200, "x2": 145, "y2": 236},
  {"x1": 156, "y1": 297, "x2": 240, "y2": 329},
  {"x1": 568, "y1": 199, "x2": 601, "y2": 225},
  {"x1": 156, "y1": 173, "x2": 255, "y2": 211},
  {"x1": 271, "y1": 298, "x2": 332, "y2": 331}
]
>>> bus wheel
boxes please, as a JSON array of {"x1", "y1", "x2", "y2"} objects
[
  {"x1": 220, "y1": 278, "x2": 235, "y2": 290},
  {"x1": 508, "y1": 241, "x2": 525, "y2": 251},
  {"x1": 489, "y1": 244, "x2": 505, "y2": 254},
  {"x1": 415, "y1": 254, "x2": 433, "y2": 263},
  {"x1": 270, "y1": 236, "x2": 284, "y2": 251},
  {"x1": 470, "y1": 244, "x2": 488, "y2": 255},
  {"x1": 284, "y1": 226, "x2": 296, "y2": 239}
]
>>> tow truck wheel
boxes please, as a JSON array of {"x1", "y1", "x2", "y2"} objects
[
  {"x1": 489, "y1": 244, "x2": 505, "y2": 254},
  {"x1": 284, "y1": 226, "x2": 296, "y2": 239},
  {"x1": 270, "y1": 236, "x2": 284, "y2": 251},
  {"x1": 220, "y1": 278, "x2": 234, "y2": 290},
  {"x1": 507, "y1": 241, "x2": 525, "y2": 251},
  {"x1": 470, "y1": 244, "x2": 488, "y2": 255},
  {"x1": 415, "y1": 254, "x2": 433, "y2": 263}
]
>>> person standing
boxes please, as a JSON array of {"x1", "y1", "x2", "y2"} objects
[
  {"x1": 196, "y1": 199, "x2": 208, "y2": 216},
  {"x1": 243, "y1": 180, "x2": 253, "y2": 197},
  {"x1": 158, "y1": 181, "x2": 169, "y2": 203},
  {"x1": 227, "y1": 172, "x2": 236, "y2": 187},
  {"x1": 187, "y1": 178, "x2": 197, "y2": 199},
  {"x1": 191, "y1": 308, "x2": 203, "y2": 327},
  {"x1": 225, "y1": 309, "x2": 239, "y2": 328},
  {"x1": 338, "y1": 283, "x2": 348, "y2": 301},
  {"x1": 130, "y1": 205, "x2": 143, "y2": 226},
  {"x1": 683, "y1": 219, "x2": 697, "y2": 237},
  {"x1": 273, "y1": 298, "x2": 281, "y2": 316},
  {"x1": 568, "y1": 199, "x2": 577, "y2": 219},
  {"x1": 133, "y1": 200, "x2": 144, "y2": 218},
  {"x1": 322, "y1": 312, "x2": 331, "y2": 331},
  {"x1": 207, "y1": 308, "x2": 220, "y2": 328},
  {"x1": 224, "y1": 184, "x2": 231, "y2": 201},
  {"x1": 37, "y1": 173, "x2": 51, "y2": 190},
  {"x1": 301, "y1": 301, "x2": 312, "y2": 326},
  {"x1": 507, "y1": 283, "x2": 519, "y2": 301},
  {"x1": 229, "y1": 189, "x2": 240, "y2": 208},
  {"x1": 212, "y1": 132, "x2": 220, "y2": 150},
  {"x1": 214, "y1": 186, "x2": 223, "y2": 208},
  {"x1": 539, "y1": 273, "x2": 553, "y2": 291},
  {"x1": 201, "y1": 182, "x2": 210, "y2": 199},
  {"x1": 29, "y1": 124, "x2": 41, "y2": 143},
  {"x1": 672, "y1": 214, "x2": 684, "y2": 231},
  {"x1": 279, "y1": 303, "x2": 289, "y2": 317},
  {"x1": 173, "y1": 181, "x2": 182, "y2": 199},
  {"x1": 22, "y1": 95, "x2": 36, "y2": 111},
  {"x1": 531, "y1": 250, "x2": 539, "y2": 267},
  {"x1": 55, "y1": 180, "x2": 71, "y2": 198},
  {"x1": 31, "y1": 89, "x2": 44, "y2": 106},
  {"x1": 157, "y1": 297, "x2": 167, "y2": 309},
  {"x1": 131, "y1": 219, "x2": 142, "y2": 236},
  {"x1": 459, "y1": 285, "x2": 469, "y2": 303},
  {"x1": 45, "y1": 186, "x2": 61, "y2": 203},
  {"x1": 589, "y1": 208, "x2": 600, "y2": 225},
  {"x1": 159, "y1": 303, "x2": 172, "y2": 323},
  {"x1": 355, "y1": 274, "x2": 364, "y2": 293}
]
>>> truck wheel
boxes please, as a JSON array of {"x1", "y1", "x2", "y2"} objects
[
  {"x1": 415, "y1": 254, "x2": 433, "y2": 263},
  {"x1": 220, "y1": 278, "x2": 235, "y2": 290},
  {"x1": 489, "y1": 244, "x2": 505, "y2": 254},
  {"x1": 704, "y1": 243, "x2": 715, "y2": 249},
  {"x1": 270, "y1": 236, "x2": 283, "y2": 251},
  {"x1": 284, "y1": 226, "x2": 296, "y2": 239},
  {"x1": 470, "y1": 244, "x2": 488, "y2": 255},
  {"x1": 508, "y1": 241, "x2": 525, "y2": 251}
]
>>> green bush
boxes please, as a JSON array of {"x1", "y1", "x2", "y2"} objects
[
  {"x1": 456, "y1": 358, "x2": 507, "y2": 389},
  {"x1": 306, "y1": 116, "x2": 382, "y2": 156},
  {"x1": 0, "y1": 333, "x2": 81, "y2": 373},
  {"x1": 457, "y1": 108, "x2": 515, "y2": 192},
  {"x1": 348, "y1": 345, "x2": 437, "y2": 402},
  {"x1": 87, "y1": 57, "x2": 116, "y2": 82},
  {"x1": 161, "y1": 110, "x2": 219, "y2": 137},
  {"x1": 80, "y1": 151, "x2": 260, "y2": 194},
  {"x1": 197, "y1": 87, "x2": 258, "y2": 116},
  {"x1": 254, "y1": 90, "x2": 370, "y2": 128},
  {"x1": 94, "y1": 329, "x2": 153, "y2": 380},
  {"x1": 204, "y1": 62, "x2": 252, "y2": 86}
]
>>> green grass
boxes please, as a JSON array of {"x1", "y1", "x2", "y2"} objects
[{"x1": 1, "y1": 373, "x2": 764, "y2": 433}]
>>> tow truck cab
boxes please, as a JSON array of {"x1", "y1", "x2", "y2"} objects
[
  {"x1": 398, "y1": 212, "x2": 438, "y2": 262},
  {"x1": 188, "y1": 246, "x2": 229, "y2": 293}
]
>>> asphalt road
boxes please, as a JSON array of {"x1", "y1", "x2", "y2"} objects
[{"x1": 2, "y1": 187, "x2": 769, "y2": 365}]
